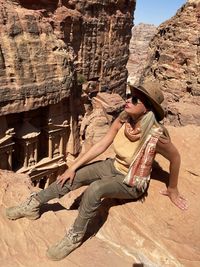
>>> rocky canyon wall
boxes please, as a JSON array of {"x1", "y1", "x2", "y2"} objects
[
  {"x1": 1, "y1": 1, "x2": 200, "y2": 266},
  {"x1": 140, "y1": 0, "x2": 200, "y2": 126},
  {"x1": 127, "y1": 23, "x2": 157, "y2": 86},
  {"x1": 0, "y1": 0, "x2": 135, "y2": 116},
  {"x1": 0, "y1": 0, "x2": 134, "y2": 183}
]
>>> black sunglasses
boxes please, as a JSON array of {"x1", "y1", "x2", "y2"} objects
[
  {"x1": 126, "y1": 94, "x2": 143, "y2": 105},
  {"x1": 126, "y1": 94, "x2": 152, "y2": 109}
]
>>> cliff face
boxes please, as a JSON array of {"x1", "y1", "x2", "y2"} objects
[
  {"x1": 0, "y1": 0, "x2": 74, "y2": 115},
  {"x1": 141, "y1": 1, "x2": 200, "y2": 125},
  {"x1": 127, "y1": 23, "x2": 157, "y2": 86},
  {"x1": 0, "y1": 0, "x2": 135, "y2": 115},
  {"x1": 0, "y1": 0, "x2": 134, "y2": 187}
]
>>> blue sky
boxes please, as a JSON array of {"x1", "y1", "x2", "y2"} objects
[{"x1": 134, "y1": 0, "x2": 187, "y2": 26}]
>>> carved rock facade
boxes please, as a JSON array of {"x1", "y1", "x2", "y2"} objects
[{"x1": 0, "y1": 0, "x2": 135, "y2": 186}]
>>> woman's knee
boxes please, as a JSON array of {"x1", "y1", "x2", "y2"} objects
[
  {"x1": 85, "y1": 180, "x2": 105, "y2": 201},
  {"x1": 71, "y1": 164, "x2": 99, "y2": 188},
  {"x1": 78, "y1": 181, "x2": 104, "y2": 217}
]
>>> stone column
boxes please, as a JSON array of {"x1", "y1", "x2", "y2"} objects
[
  {"x1": 7, "y1": 150, "x2": 12, "y2": 170},
  {"x1": 49, "y1": 136, "x2": 53, "y2": 159},
  {"x1": 60, "y1": 134, "x2": 64, "y2": 156},
  {"x1": 24, "y1": 143, "x2": 28, "y2": 168}
]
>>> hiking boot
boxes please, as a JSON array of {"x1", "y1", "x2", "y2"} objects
[
  {"x1": 46, "y1": 227, "x2": 85, "y2": 261},
  {"x1": 6, "y1": 193, "x2": 41, "y2": 220}
]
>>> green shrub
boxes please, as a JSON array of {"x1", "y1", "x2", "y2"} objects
[{"x1": 77, "y1": 74, "x2": 87, "y2": 85}]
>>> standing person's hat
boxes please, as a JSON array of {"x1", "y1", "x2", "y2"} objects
[{"x1": 129, "y1": 79, "x2": 165, "y2": 121}]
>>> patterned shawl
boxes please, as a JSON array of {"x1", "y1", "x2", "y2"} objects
[{"x1": 123, "y1": 112, "x2": 163, "y2": 192}]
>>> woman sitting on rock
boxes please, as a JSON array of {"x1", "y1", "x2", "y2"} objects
[{"x1": 6, "y1": 79, "x2": 188, "y2": 261}]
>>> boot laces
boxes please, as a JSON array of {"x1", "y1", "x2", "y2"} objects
[
  {"x1": 20, "y1": 193, "x2": 38, "y2": 209},
  {"x1": 66, "y1": 228, "x2": 83, "y2": 243}
]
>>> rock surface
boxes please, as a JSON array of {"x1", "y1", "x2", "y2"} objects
[
  {"x1": 1, "y1": 1, "x2": 200, "y2": 266},
  {"x1": 1, "y1": 125, "x2": 200, "y2": 267},
  {"x1": 127, "y1": 23, "x2": 157, "y2": 86},
  {"x1": 140, "y1": 1, "x2": 200, "y2": 126},
  {"x1": 0, "y1": 0, "x2": 74, "y2": 115},
  {"x1": 0, "y1": 0, "x2": 135, "y2": 115},
  {"x1": 69, "y1": 91, "x2": 125, "y2": 163}
]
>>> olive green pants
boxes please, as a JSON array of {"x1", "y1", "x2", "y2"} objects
[{"x1": 36, "y1": 158, "x2": 144, "y2": 231}]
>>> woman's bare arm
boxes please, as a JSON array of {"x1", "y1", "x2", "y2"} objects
[
  {"x1": 57, "y1": 117, "x2": 123, "y2": 186},
  {"x1": 156, "y1": 138, "x2": 188, "y2": 210}
]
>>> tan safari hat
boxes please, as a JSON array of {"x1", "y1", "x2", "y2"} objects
[{"x1": 129, "y1": 79, "x2": 165, "y2": 121}]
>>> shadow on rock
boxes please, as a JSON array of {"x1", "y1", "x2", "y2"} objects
[
  {"x1": 151, "y1": 160, "x2": 169, "y2": 186},
  {"x1": 39, "y1": 161, "x2": 170, "y2": 239},
  {"x1": 40, "y1": 202, "x2": 67, "y2": 217},
  {"x1": 83, "y1": 197, "x2": 143, "y2": 242}
]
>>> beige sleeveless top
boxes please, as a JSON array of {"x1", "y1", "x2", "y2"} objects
[{"x1": 113, "y1": 124, "x2": 140, "y2": 175}]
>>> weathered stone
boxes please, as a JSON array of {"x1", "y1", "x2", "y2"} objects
[
  {"x1": 0, "y1": 0, "x2": 135, "y2": 116},
  {"x1": 1, "y1": 125, "x2": 200, "y2": 266},
  {"x1": 95, "y1": 92, "x2": 125, "y2": 114},
  {"x1": 0, "y1": 3, "x2": 73, "y2": 115},
  {"x1": 140, "y1": 1, "x2": 200, "y2": 125},
  {"x1": 0, "y1": 0, "x2": 135, "y2": 176},
  {"x1": 127, "y1": 23, "x2": 157, "y2": 86}
]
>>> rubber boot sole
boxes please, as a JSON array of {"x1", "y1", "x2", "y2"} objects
[{"x1": 6, "y1": 210, "x2": 40, "y2": 220}]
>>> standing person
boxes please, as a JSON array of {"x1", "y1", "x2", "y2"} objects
[{"x1": 6, "y1": 80, "x2": 188, "y2": 261}]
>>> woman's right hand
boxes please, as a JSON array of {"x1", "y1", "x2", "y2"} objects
[
  {"x1": 57, "y1": 168, "x2": 76, "y2": 187},
  {"x1": 160, "y1": 186, "x2": 188, "y2": 210},
  {"x1": 56, "y1": 117, "x2": 122, "y2": 188}
]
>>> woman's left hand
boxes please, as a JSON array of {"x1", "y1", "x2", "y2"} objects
[{"x1": 160, "y1": 187, "x2": 188, "y2": 210}]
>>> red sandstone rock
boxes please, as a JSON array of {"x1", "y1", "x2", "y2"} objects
[
  {"x1": 127, "y1": 23, "x2": 157, "y2": 86},
  {"x1": 140, "y1": 1, "x2": 200, "y2": 126},
  {"x1": 0, "y1": 0, "x2": 135, "y2": 179},
  {"x1": 0, "y1": 0, "x2": 135, "y2": 116},
  {"x1": 1, "y1": 125, "x2": 200, "y2": 267},
  {"x1": 0, "y1": 1, "x2": 200, "y2": 264}
]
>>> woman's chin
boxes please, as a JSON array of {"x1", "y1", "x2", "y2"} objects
[{"x1": 124, "y1": 108, "x2": 132, "y2": 114}]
